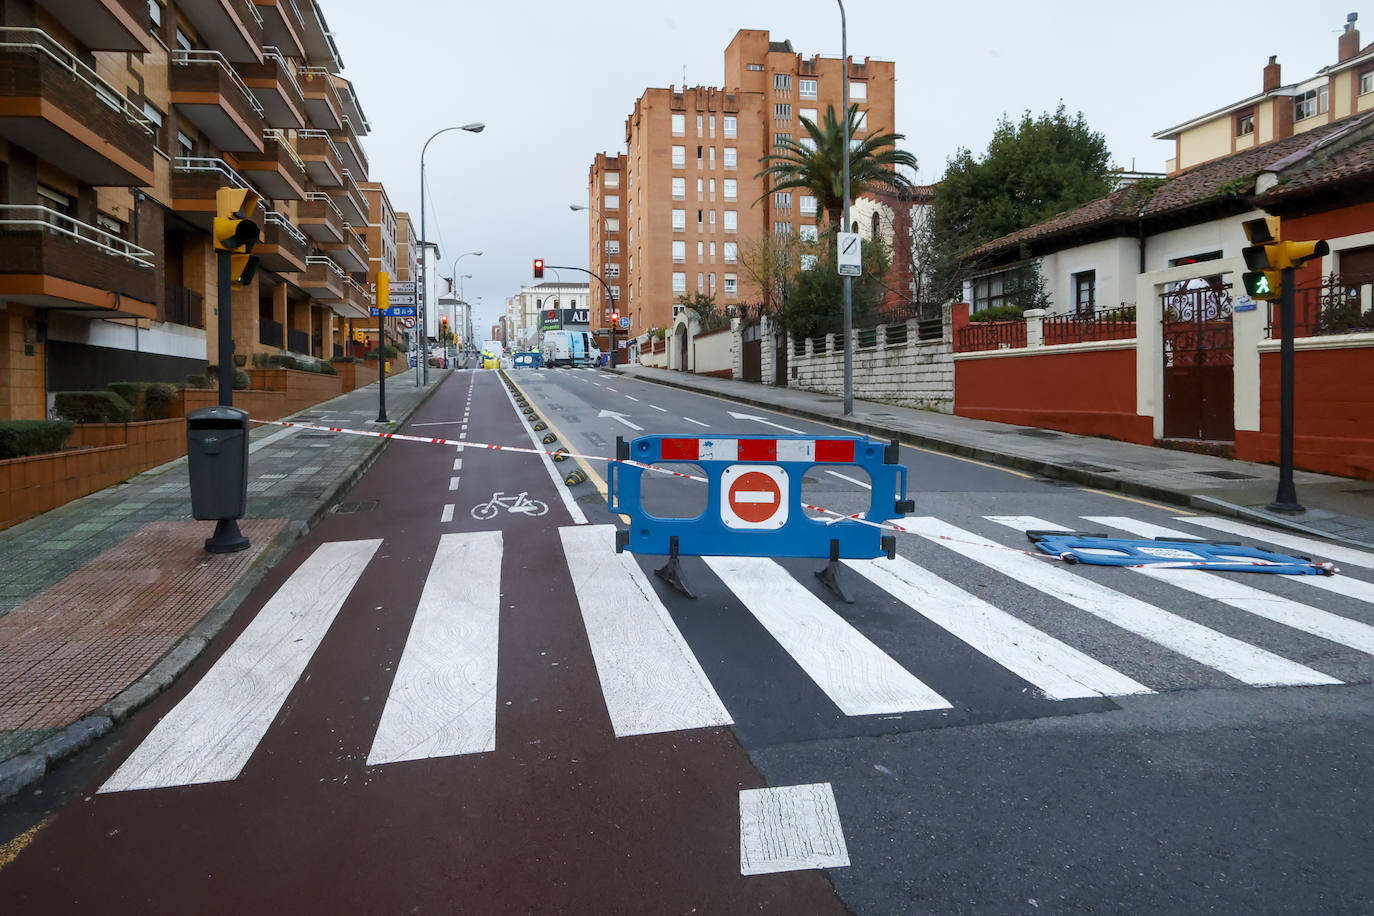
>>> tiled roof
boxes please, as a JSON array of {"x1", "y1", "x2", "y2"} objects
[
  {"x1": 974, "y1": 117, "x2": 1364, "y2": 259},
  {"x1": 1255, "y1": 113, "x2": 1374, "y2": 203}
]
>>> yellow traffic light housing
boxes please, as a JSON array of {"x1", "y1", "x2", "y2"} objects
[
  {"x1": 1274, "y1": 238, "x2": 1330, "y2": 269},
  {"x1": 215, "y1": 187, "x2": 260, "y2": 289},
  {"x1": 375, "y1": 271, "x2": 391, "y2": 310},
  {"x1": 1239, "y1": 216, "x2": 1328, "y2": 301}
]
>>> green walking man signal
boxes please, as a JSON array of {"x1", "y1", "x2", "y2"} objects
[{"x1": 1240, "y1": 215, "x2": 1328, "y2": 301}]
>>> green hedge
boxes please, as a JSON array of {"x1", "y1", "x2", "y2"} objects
[
  {"x1": 0, "y1": 420, "x2": 74, "y2": 460},
  {"x1": 969, "y1": 305, "x2": 1025, "y2": 322},
  {"x1": 52, "y1": 391, "x2": 133, "y2": 423},
  {"x1": 107, "y1": 382, "x2": 178, "y2": 421},
  {"x1": 364, "y1": 345, "x2": 400, "y2": 361},
  {"x1": 193, "y1": 366, "x2": 251, "y2": 390},
  {"x1": 252, "y1": 352, "x2": 338, "y2": 375}
]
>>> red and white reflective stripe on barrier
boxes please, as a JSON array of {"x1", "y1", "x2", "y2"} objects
[{"x1": 660, "y1": 437, "x2": 855, "y2": 463}]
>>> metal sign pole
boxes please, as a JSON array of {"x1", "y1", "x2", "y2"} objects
[{"x1": 1268, "y1": 265, "x2": 1302, "y2": 513}]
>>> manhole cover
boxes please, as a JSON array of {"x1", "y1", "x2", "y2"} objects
[
  {"x1": 1197, "y1": 470, "x2": 1260, "y2": 480},
  {"x1": 334, "y1": 499, "x2": 379, "y2": 514}
]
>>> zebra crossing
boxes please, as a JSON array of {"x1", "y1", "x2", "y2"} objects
[{"x1": 99, "y1": 514, "x2": 1374, "y2": 794}]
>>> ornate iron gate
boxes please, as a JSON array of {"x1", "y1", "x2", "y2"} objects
[{"x1": 1161, "y1": 284, "x2": 1234, "y2": 441}]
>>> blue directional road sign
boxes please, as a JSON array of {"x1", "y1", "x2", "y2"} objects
[
  {"x1": 370, "y1": 306, "x2": 417, "y2": 317},
  {"x1": 618, "y1": 316, "x2": 630, "y2": 329}
]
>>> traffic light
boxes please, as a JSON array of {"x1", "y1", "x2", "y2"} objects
[
  {"x1": 376, "y1": 271, "x2": 390, "y2": 310},
  {"x1": 1241, "y1": 216, "x2": 1330, "y2": 300},
  {"x1": 533, "y1": 258, "x2": 544, "y2": 279},
  {"x1": 215, "y1": 187, "x2": 260, "y2": 289}
]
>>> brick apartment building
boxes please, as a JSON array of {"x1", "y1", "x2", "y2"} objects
[
  {"x1": 0, "y1": 0, "x2": 394, "y2": 421},
  {"x1": 584, "y1": 28, "x2": 895, "y2": 344}
]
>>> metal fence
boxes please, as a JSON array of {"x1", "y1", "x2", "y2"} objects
[
  {"x1": 1042, "y1": 309, "x2": 1137, "y2": 346},
  {"x1": 287, "y1": 328, "x2": 309, "y2": 354},
  {"x1": 955, "y1": 319, "x2": 1026, "y2": 353},
  {"x1": 1267, "y1": 274, "x2": 1373, "y2": 338},
  {"x1": 260, "y1": 319, "x2": 284, "y2": 349}
]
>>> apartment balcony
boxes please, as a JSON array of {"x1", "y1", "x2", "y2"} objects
[
  {"x1": 330, "y1": 116, "x2": 367, "y2": 178},
  {"x1": 297, "y1": 191, "x2": 346, "y2": 242},
  {"x1": 251, "y1": 0, "x2": 306, "y2": 59},
  {"x1": 257, "y1": 210, "x2": 308, "y2": 273},
  {"x1": 169, "y1": 49, "x2": 266, "y2": 153},
  {"x1": 171, "y1": 156, "x2": 251, "y2": 226},
  {"x1": 34, "y1": 0, "x2": 153, "y2": 52},
  {"x1": 238, "y1": 48, "x2": 306, "y2": 129},
  {"x1": 295, "y1": 128, "x2": 342, "y2": 187},
  {"x1": 176, "y1": 0, "x2": 264, "y2": 64},
  {"x1": 338, "y1": 276, "x2": 370, "y2": 319},
  {"x1": 319, "y1": 225, "x2": 366, "y2": 272},
  {"x1": 295, "y1": 0, "x2": 341, "y2": 73},
  {"x1": 299, "y1": 254, "x2": 346, "y2": 300},
  {"x1": 326, "y1": 168, "x2": 367, "y2": 225},
  {"x1": 0, "y1": 205, "x2": 155, "y2": 318},
  {"x1": 233, "y1": 131, "x2": 307, "y2": 201},
  {"x1": 334, "y1": 76, "x2": 369, "y2": 135},
  {"x1": 0, "y1": 28, "x2": 155, "y2": 187},
  {"x1": 298, "y1": 66, "x2": 342, "y2": 130}
]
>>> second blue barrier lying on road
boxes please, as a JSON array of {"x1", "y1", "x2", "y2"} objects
[
  {"x1": 609, "y1": 433, "x2": 912, "y2": 560},
  {"x1": 1026, "y1": 530, "x2": 1337, "y2": 575}
]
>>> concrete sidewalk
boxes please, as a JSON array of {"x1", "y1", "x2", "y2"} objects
[
  {"x1": 610, "y1": 364, "x2": 1374, "y2": 548},
  {"x1": 0, "y1": 369, "x2": 451, "y2": 801}
]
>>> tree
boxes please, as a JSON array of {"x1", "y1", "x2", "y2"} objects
[
  {"x1": 675, "y1": 291, "x2": 729, "y2": 330},
  {"x1": 736, "y1": 230, "x2": 806, "y2": 324},
  {"x1": 930, "y1": 104, "x2": 1113, "y2": 303},
  {"x1": 783, "y1": 234, "x2": 891, "y2": 340},
  {"x1": 756, "y1": 104, "x2": 918, "y2": 230}
]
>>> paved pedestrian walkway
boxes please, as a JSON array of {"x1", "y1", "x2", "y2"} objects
[
  {"x1": 610, "y1": 364, "x2": 1374, "y2": 548},
  {"x1": 0, "y1": 369, "x2": 450, "y2": 800}
]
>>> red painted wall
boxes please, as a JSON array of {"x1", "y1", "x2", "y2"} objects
[
  {"x1": 955, "y1": 347, "x2": 1153, "y2": 443},
  {"x1": 1235, "y1": 346, "x2": 1374, "y2": 479}
]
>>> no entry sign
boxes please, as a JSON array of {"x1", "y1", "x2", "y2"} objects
[{"x1": 720, "y1": 465, "x2": 789, "y2": 530}]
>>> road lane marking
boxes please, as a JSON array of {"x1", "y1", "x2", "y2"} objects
[
  {"x1": 1176, "y1": 517, "x2": 1374, "y2": 569},
  {"x1": 441, "y1": 504, "x2": 454, "y2": 523},
  {"x1": 561, "y1": 526, "x2": 732, "y2": 736},
  {"x1": 703, "y1": 556, "x2": 952, "y2": 715},
  {"x1": 740, "y1": 783, "x2": 849, "y2": 875},
  {"x1": 368, "y1": 531, "x2": 503, "y2": 764},
  {"x1": 845, "y1": 556, "x2": 1151, "y2": 699},
  {"x1": 911, "y1": 518, "x2": 1338, "y2": 688},
  {"x1": 685, "y1": 417, "x2": 710, "y2": 427},
  {"x1": 824, "y1": 469, "x2": 871, "y2": 490},
  {"x1": 497, "y1": 373, "x2": 587, "y2": 525},
  {"x1": 650, "y1": 405, "x2": 667, "y2": 412},
  {"x1": 449, "y1": 476, "x2": 460, "y2": 491},
  {"x1": 100, "y1": 539, "x2": 383, "y2": 793},
  {"x1": 625, "y1": 395, "x2": 639, "y2": 401},
  {"x1": 453, "y1": 458, "x2": 463, "y2": 471}
]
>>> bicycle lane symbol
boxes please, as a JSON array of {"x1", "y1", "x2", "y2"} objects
[{"x1": 470, "y1": 491, "x2": 550, "y2": 521}]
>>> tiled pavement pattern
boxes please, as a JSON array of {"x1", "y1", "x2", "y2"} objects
[{"x1": 0, "y1": 372, "x2": 447, "y2": 796}]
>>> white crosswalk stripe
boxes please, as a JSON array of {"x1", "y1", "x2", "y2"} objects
[{"x1": 1176, "y1": 516, "x2": 1374, "y2": 569}]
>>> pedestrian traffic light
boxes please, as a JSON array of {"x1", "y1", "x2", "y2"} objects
[
  {"x1": 533, "y1": 258, "x2": 544, "y2": 279},
  {"x1": 376, "y1": 271, "x2": 390, "y2": 309},
  {"x1": 1241, "y1": 216, "x2": 1329, "y2": 301},
  {"x1": 215, "y1": 187, "x2": 260, "y2": 289}
]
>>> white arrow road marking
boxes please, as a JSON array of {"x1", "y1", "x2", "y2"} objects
[
  {"x1": 727, "y1": 411, "x2": 805, "y2": 434},
  {"x1": 598, "y1": 409, "x2": 644, "y2": 431}
]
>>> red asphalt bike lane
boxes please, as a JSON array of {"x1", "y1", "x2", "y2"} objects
[{"x1": 0, "y1": 370, "x2": 844, "y2": 914}]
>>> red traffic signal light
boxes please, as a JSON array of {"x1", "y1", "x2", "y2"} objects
[{"x1": 533, "y1": 258, "x2": 544, "y2": 278}]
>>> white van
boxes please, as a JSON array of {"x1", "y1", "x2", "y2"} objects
[{"x1": 542, "y1": 330, "x2": 599, "y2": 368}]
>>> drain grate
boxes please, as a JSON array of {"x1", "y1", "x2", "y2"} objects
[
  {"x1": 1197, "y1": 470, "x2": 1260, "y2": 480},
  {"x1": 333, "y1": 499, "x2": 379, "y2": 514}
]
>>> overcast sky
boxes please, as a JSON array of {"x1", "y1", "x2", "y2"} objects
[{"x1": 322, "y1": 0, "x2": 1365, "y2": 332}]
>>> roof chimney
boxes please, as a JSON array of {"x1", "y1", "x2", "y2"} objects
[
  {"x1": 1339, "y1": 12, "x2": 1360, "y2": 62},
  {"x1": 1263, "y1": 55, "x2": 1281, "y2": 92}
]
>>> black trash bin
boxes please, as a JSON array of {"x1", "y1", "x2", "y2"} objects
[{"x1": 186, "y1": 405, "x2": 251, "y2": 552}]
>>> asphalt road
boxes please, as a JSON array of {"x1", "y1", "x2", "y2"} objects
[{"x1": 2, "y1": 365, "x2": 1372, "y2": 914}]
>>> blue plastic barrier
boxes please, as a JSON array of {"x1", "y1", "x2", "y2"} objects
[
  {"x1": 1026, "y1": 530, "x2": 1336, "y2": 575},
  {"x1": 512, "y1": 351, "x2": 543, "y2": 368},
  {"x1": 609, "y1": 433, "x2": 911, "y2": 561}
]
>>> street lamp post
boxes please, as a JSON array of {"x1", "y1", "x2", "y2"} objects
[
  {"x1": 570, "y1": 203, "x2": 619, "y2": 367},
  {"x1": 420, "y1": 122, "x2": 484, "y2": 384},
  {"x1": 448, "y1": 250, "x2": 481, "y2": 364},
  {"x1": 837, "y1": 0, "x2": 853, "y2": 416}
]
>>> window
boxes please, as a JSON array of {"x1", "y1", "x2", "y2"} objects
[
  {"x1": 697, "y1": 209, "x2": 703, "y2": 229},
  {"x1": 696, "y1": 114, "x2": 702, "y2": 134},
  {"x1": 855, "y1": 109, "x2": 868, "y2": 130},
  {"x1": 628, "y1": 227, "x2": 634, "y2": 243},
  {"x1": 1073, "y1": 270, "x2": 1096, "y2": 315},
  {"x1": 723, "y1": 179, "x2": 736, "y2": 200},
  {"x1": 709, "y1": 210, "x2": 716, "y2": 227},
  {"x1": 799, "y1": 195, "x2": 817, "y2": 215},
  {"x1": 697, "y1": 272, "x2": 704, "y2": 292},
  {"x1": 672, "y1": 240, "x2": 686, "y2": 262},
  {"x1": 972, "y1": 273, "x2": 1008, "y2": 310},
  {"x1": 871, "y1": 212, "x2": 881, "y2": 239},
  {"x1": 709, "y1": 241, "x2": 716, "y2": 261},
  {"x1": 724, "y1": 147, "x2": 737, "y2": 169},
  {"x1": 97, "y1": 212, "x2": 126, "y2": 238},
  {"x1": 849, "y1": 81, "x2": 867, "y2": 100},
  {"x1": 800, "y1": 137, "x2": 816, "y2": 153},
  {"x1": 37, "y1": 185, "x2": 73, "y2": 216},
  {"x1": 177, "y1": 130, "x2": 194, "y2": 155},
  {"x1": 1362, "y1": 71, "x2": 1374, "y2": 95},
  {"x1": 724, "y1": 115, "x2": 737, "y2": 138},
  {"x1": 606, "y1": 264, "x2": 620, "y2": 279},
  {"x1": 605, "y1": 240, "x2": 620, "y2": 255},
  {"x1": 774, "y1": 132, "x2": 792, "y2": 149},
  {"x1": 672, "y1": 272, "x2": 687, "y2": 293},
  {"x1": 671, "y1": 145, "x2": 686, "y2": 167},
  {"x1": 724, "y1": 242, "x2": 738, "y2": 263},
  {"x1": 774, "y1": 221, "x2": 792, "y2": 235},
  {"x1": 603, "y1": 172, "x2": 619, "y2": 187},
  {"x1": 709, "y1": 115, "x2": 716, "y2": 137},
  {"x1": 724, "y1": 210, "x2": 737, "y2": 232},
  {"x1": 148, "y1": 0, "x2": 162, "y2": 27},
  {"x1": 1294, "y1": 85, "x2": 1328, "y2": 120},
  {"x1": 710, "y1": 273, "x2": 716, "y2": 294},
  {"x1": 1236, "y1": 113, "x2": 1255, "y2": 136},
  {"x1": 774, "y1": 103, "x2": 792, "y2": 120},
  {"x1": 801, "y1": 254, "x2": 818, "y2": 271},
  {"x1": 747, "y1": 63, "x2": 764, "y2": 71},
  {"x1": 671, "y1": 178, "x2": 685, "y2": 199},
  {"x1": 671, "y1": 209, "x2": 685, "y2": 230},
  {"x1": 671, "y1": 113, "x2": 685, "y2": 135},
  {"x1": 709, "y1": 178, "x2": 715, "y2": 200},
  {"x1": 775, "y1": 192, "x2": 791, "y2": 208},
  {"x1": 696, "y1": 177, "x2": 703, "y2": 198},
  {"x1": 143, "y1": 100, "x2": 165, "y2": 146},
  {"x1": 610, "y1": 285, "x2": 621, "y2": 300},
  {"x1": 604, "y1": 217, "x2": 620, "y2": 231},
  {"x1": 724, "y1": 274, "x2": 738, "y2": 296},
  {"x1": 774, "y1": 73, "x2": 791, "y2": 93},
  {"x1": 800, "y1": 107, "x2": 817, "y2": 124},
  {"x1": 175, "y1": 27, "x2": 192, "y2": 50},
  {"x1": 604, "y1": 195, "x2": 620, "y2": 209},
  {"x1": 799, "y1": 78, "x2": 817, "y2": 99},
  {"x1": 709, "y1": 147, "x2": 715, "y2": 168},
  {"x1": 799, "y1": 225, "x2": 818, "y2": 242},
  {"x1": 697, "y1": 241, "x2": 704, "y2": 262}
]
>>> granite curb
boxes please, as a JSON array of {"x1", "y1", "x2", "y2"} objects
[
  {"x1": 0, "y1": 373, "x2": 451, "y2": 802},
  {"x1": 606, "y1": 367, "x2": 1373, "y2": 550}
]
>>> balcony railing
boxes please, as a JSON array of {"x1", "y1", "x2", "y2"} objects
[
  {"x1": 287, "y1": 327, "x2": 309, "y2": 353},
  {"x1": 171, "y1": 48, "x2": 265, "y2": 118},
  {"x1": 0, "y1": 27, "x2": 153, "y2": 133},
  {"x1": 1042, "y1": 308, "x2": 1137, "y2": 346},
  {"x1": 264, "y1": 209, "x2": 308, "y2": 246},
  {"x1": 955, "y1": 319, "x2": 1026, "y2": 353},
  {"x1": 1268, "y1": 274, "x2": 1374, "y2": 338},
  {"x1": 0, "y1": 204, "x2": 153, "y2": 266},
  {"x1": 260, "y1": 317, "x2": 284, "y2": 348}
]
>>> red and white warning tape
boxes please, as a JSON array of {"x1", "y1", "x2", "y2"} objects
[{"x1": 249, "y1": 418, "x2": 1337, "y2": 574}]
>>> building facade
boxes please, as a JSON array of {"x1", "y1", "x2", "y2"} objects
[
  {"x1": 585, "y1": 29, "x2": 895, "y2": 346},
  {"x1": 0, "y1": 0, "x2": 384, "y2": 420}
]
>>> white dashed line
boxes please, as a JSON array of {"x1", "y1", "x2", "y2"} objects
[
  {"x1": 449, "y1": 477, "x2": 461, "y2": 491},
  {"x1": 824, "y1": 469, "x2": 872, "y2": 489},
  {"x1": 650, "y1": 405, "x2": 668, "y2": 412},
  {"x1": 625, "y1": 395, "x2": 639, "y2": 401},
  {"x1": 441, "y1": 504, "x2": 454, "y2": 522},
  {"x1": 685, "y1": 417, "x2": 710, "y2": 427}
]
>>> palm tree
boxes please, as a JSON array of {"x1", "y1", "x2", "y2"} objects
[{"x1": 756, "y1": 104, "x2": 917, "y2": 231}]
